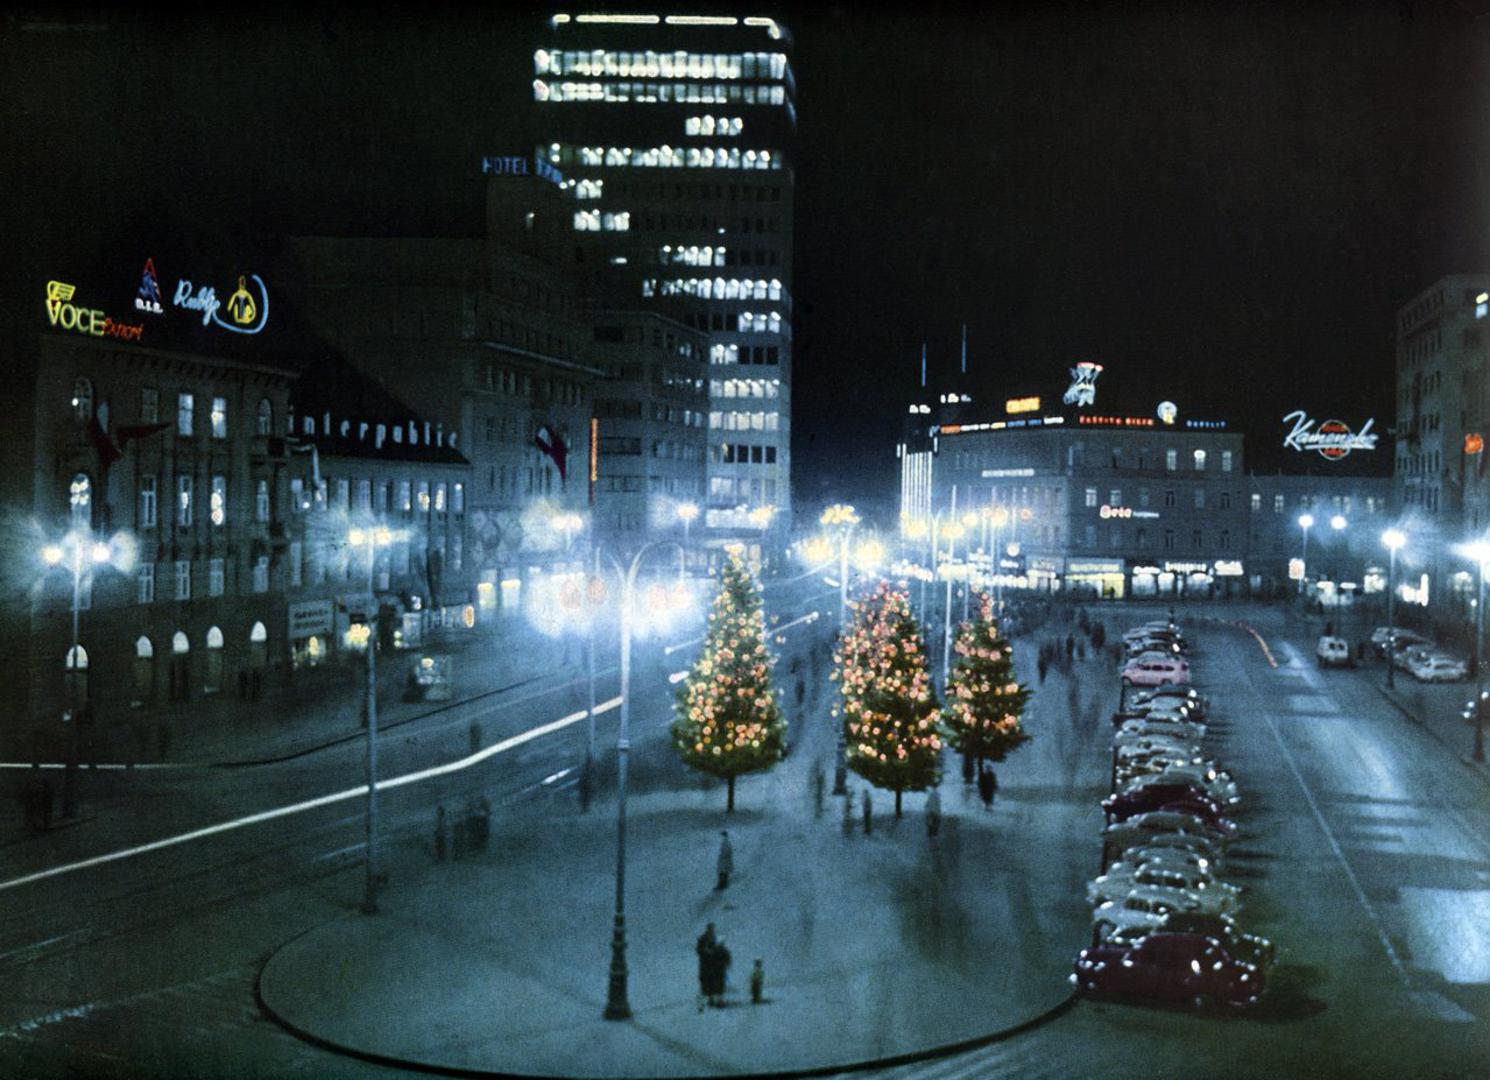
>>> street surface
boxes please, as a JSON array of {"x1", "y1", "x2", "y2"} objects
[{"x1": 1, "y1": 596, "x2": 1487, "y2": 1078}]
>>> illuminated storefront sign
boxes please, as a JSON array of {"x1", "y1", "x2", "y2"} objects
[
  {"x1": 982, "y1": 467, "x2": 1035, "y2": 478},
  {"x1": 1067, "y1": 560, "x2": 1123, "y2": 574},
  {"x1": 1163, "y1": 561, "x2": 1210, "y2": 575},
  {"x1": 1063, "y1": 361, "x2": 1103, "y2": 407},
  {"x1": 135, "y1": 258, "x2": 163, "y2": 315},
  {"x1": 1157, "y1": 401, "x2": 1178, "y2": 425},
  {"x1": 1466, "y1": 433, "x2": 1484, "y2": 455},
  {"x1": 1281, "y1": 410, "x2": 1378, "y2": 459},
  {"x1": 1213, "y1": 560, "x2": 1244, "y2": 577},
  {"x1": 44, "y1": 280, "x2": 144, "y2": 342},
  {"x1": 1079, "y1": 415, "x2": 1154, "y2": 428},
  {"x1": 173, "y1": 272, "x2": 269, "y2": 335},
  {"x1": 1099, "y1": 504, "x2": 1133, "y2": 519},
  {"x1": 1005, "y1": 396, "x2": 1040, "y2": 415},
  {"x1": 1288, "y1": 558, "x2": 1305, "y2": 581}
]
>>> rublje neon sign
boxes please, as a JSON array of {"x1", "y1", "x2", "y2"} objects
[{"x1": 173, "y1": 273, "x2": 269, "y2": 335}]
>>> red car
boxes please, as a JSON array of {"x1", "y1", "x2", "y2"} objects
[
  {"x1": 1072, "y1": 932, "x2": 1263, "y2": 1009},
  {"x1": 1103, "y1": 784, "x2": 1223, "y2": 824}
]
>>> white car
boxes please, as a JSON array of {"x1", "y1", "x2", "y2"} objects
[
  {"x1": 1118, "y1": 829, "x2": 1225, "y2": 865},
  {"x1": 1409, "y1": 652, "x2": 1468, "y2": 683},
  {"x1": 1129, "y1": 764, "x2": 1239, "y2": 807},
  {"x1": 1115, "y1": 745, "x2": 1209, "y2": 778},
  {"x1": 1316, "y1": 636, "x2": 1350, "y2": 667},
  {"x1": 1115, "y1": 717, "x2": 1207, "y2": 745},
  {"x1": 1092, "y1": 884, "x2": 1207, "y2": 942},
  {"x1": 1130, "y1": 686, "x2": 1209, "y2": 717},
  {"x1": 1089, "y1": 849, "x2": 1219, "y2": 905},
  {"x1": 1117, "y1": 845, "x2": 1215, "y2": 876},
  {"x1": 1102, "y1": 809, "x2": 1234, "y2": 852},
  {"x1": 1122, "y1": 656, "x2": 1191, "y2": 687},
  {"x1": 1088, "y1": 862, "x2": 1241, "y2": 914}
]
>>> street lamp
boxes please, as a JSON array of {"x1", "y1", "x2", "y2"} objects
[
  {"x1": 1297, "y1": 513, "x2": 1315, "y2": 596},
  {"x1": 676, "y1": 501, "x2": 699, "y2": 556},
  {"x1": 600, "y1": 540, "x2": 688, "y2": 1022},
  {"x1": 1456, "y1": 539, "x2": 1490, "y2": 762},
  {"x1": 40, "y1": 529, "x2": 131, "y2": 820},
  {"x1": 820, "y1": 504, "x2": 859, "y2": 794},
  {"x1": 940, "y1": 521, "x2": 967, "y2": 682},
  {"x1": 1382, "y1": 528, "x2": 1406, "y2": 690},
  {"x1": 347, "y1": 523, "x2": 405, "y2": 915}
]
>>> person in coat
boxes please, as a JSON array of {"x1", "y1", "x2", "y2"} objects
[
  {"x1": 978, "y1": 764, "x2": 998, "y2": 809},
  {"x1": 716, "y1": 831, "x2": 734, "y2": 890},
  {"x1": 696, "y1": 923, "x2": 717, "y2": 1008},
  {"x1": 925, "y1": 785, "x2": 941, "y2": 836}
]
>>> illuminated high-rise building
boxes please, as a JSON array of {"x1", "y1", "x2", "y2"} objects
[{"x1": 530, "y1": 11, "x2": 796, "y2": 554}]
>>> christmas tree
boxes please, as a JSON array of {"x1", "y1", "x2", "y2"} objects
[
  {"x1": 942, "y1": 591, "x2": 1032, "y2": 771},
  {"x1": 833, "y1": 581, "x2": 942, "y2": 815},
  {"x1": 671, "y1": 551, "x2": 786, "y2": 811}
]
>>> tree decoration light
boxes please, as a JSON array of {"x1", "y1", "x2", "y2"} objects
[
  {"x1": 832, "y1": 580, "x2": 942, "y2": 815},
  {"x1": 671, "y1": 552, "x2": 786, "y2": 811},
  {"x1": 942, "y1": 591, "x2": 1032, "y2": 772}
]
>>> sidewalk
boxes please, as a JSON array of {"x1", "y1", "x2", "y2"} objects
[{"x1": 255, "y1": 635, "x2": 1100, "y2": 1078}]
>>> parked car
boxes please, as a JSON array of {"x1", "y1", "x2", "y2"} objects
[
  {"x1": 1074, "y1": 933, "x2": 1264, "y2": 1008},
  {"x1": 1089, "y1": 862, "x2": 1241, "y2": 914},
  {"x1": 1152, "y1": 911, "x2": 1276, "y2": 968},
  {"x1": 1131, "y1": 686, "x2": 1209, "y2": 717},
  {"x1": 1409, "y1": 652, "x2": 1468, "y2": 683},
  {"x1": 1114, "y1": 717, "x2": 1207, "y2": 745},
  {"x1": 1374, "y1": 627, "x2": 1431, "y2": 659},
  {"x1": 1115, "y1": 744, "x2": 1209, "y2": 779},
  {"x1": 1102, "y1": 809, "x2": 1235, "y2": 853},
  {"x1": 1394, "y1": 643, "x2": 1435, "y2": 672},
  {"x1": 1116, "y1": 828, "x2": 1224, "y2": 866},
  {"x1": 1128, "y1": 764, "x2": 1239, "y2": 807},
  {"x1": 1092, "y1": 884, "x2": 1209, "y2": 941},
  {"x1": 1125, "y1": 634, "x2": 1186, "y2": 656},
  {"x1": 1122, "y1": 656, "x2": 1191, "y2": 687},
  {"x1": 1315, "y1": 635, "x2": 1351, "y2": 667},
  {"x1": 1104, "y1": 783, "x2": 1223, "y2": 823},
  {"x1": 1115, "y1": 844, "x2": 1215, "y2": 876}
]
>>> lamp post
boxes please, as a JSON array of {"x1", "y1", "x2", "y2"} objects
[
  {"x1": 601, "y1": 540, "x2": 687, "y2": 1021},
  {"x1": 1297, "y1": 513, "x2": 1315, "y2": 597},
  {"x1": 348, "y1": 524, "x2": 403, "y2": 915},
  {"x1": 1383, "y1": 528, "x2": 1406, "y2": 690},
  {"x1": 990, "y1": 506, "x2": 1009, "y2": 609},
  {"x1": 820, "y1": 504, "x2": 859, "y2": 795},
  {"x1": 1456, "y1": 540, "x2": 1490, "y2": 762},
  {"x1": 40, "y1": 530, "x2": 125, "y2": 820},
  {"x1": 941, "y1": 521, "x2": 966, "y2": 682},
  {"x1": 676, "y1": 501, "x2": 699, "y2": 564}
]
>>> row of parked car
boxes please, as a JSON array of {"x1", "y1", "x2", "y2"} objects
[
  {"x1": 1072, "y1": 619, "x2": 1274, "y2": 1011},
  {"x1": 1316, "y1": 625, "x2": 1468, "y2": 682}
]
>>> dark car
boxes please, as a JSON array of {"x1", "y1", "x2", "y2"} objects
[
  {"x1": 1072, "y1": 932, "x2": 1263, "y2": 1009},
  {"x1": 1156, "y1": 911, "x2": 1277, "y2": 968},
  {"x1": 1103, "y1": 784, "x2": 1223, "y2": 823}
]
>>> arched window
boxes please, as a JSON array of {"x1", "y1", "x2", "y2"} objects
[
  {"x1": 204, "y1": 625, "x2": 224, "y2": 693},
  {"x1": 248, "y1": 620, "x2": 269, "y2": 672},
  {"x1": 256, "y1": 398, "x2": 273, "y2": 436},
  {"x1": 70, "y1": 473, "x2": 91, "y2": 528},
  {"x1": 72, "y1": 377, "x2": 93, "y2": 422},
  {"x1": 133, "y1": 636, "x2": 155, "y2": 705},
  {"x1": 172, "y1": 631, "x2": 190, "y2": 654},
  {"x1": 65, "y1": 644, "x2": 88, "y2": 670},
  {"x1": 249, "y1": 621, "x2": 267, "y2": 643},
  {"x1": 64, "y1": 644, "x2": 89, "y2": 707}
]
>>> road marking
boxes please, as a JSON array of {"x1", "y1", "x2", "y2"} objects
[{"x1": 0, "y1": 696, "x2": 623, "y2": 896}]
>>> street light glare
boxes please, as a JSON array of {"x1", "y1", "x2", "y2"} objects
[
  {"x1": 676, "y1": 501, "x2": 699, "y2": 523},
  {"x1": 41, "y1": 544, "x2": 64, "y2": 566},
  {"x1": 1383, "y1": 528, "x2": 1407, "y2": 551},
  {"x1": 1298, "y1": 513, "x2": 1315, "y2": 530},
  {"x1": 348, "y1": 527, "x2": 366, "y2": 546},
  {"x1": 1457, "y1": 540, "x2": 1490, "y2": 564},
  {"x1": 1330, "y1": 515, "x2": 1347, "y2": 530},
  {"x1": 90, "y1": 542, "x2": 112, "y2": 564}
]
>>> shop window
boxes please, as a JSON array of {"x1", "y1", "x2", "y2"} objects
[
  {"x1": 204, "y1": 626, "x2": 224, "y2": 693},
  {"x1": 249, "y1": 621, "x2": 268, "y2": 670},
  {"x1": 132, "y1": 636, "x2": 154, "y2": 705},
  {"x1": 211, "y1": 397, "x2": 228, "y2": 439},
  {"x1": 178, "y1": 393, "x2": 194, "y2": 438},
  {"x1": 256, "y1": 398, "x2": 273, "y2": 436}
]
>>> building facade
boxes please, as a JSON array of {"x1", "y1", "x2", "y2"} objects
[
  {"x1": 529, "y1": 12, "x2": 796, "y2": 547},
  {"x1": 1244, "y1": 474, "x2": 1395, "y2": 601}
]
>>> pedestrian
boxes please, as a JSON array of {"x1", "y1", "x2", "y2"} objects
[
  {"x1": 812, "y1": 764, "x2": 825, "y2": 817},
  {"x1": 469, "y1": 720, "x2": 483, "y2": 756},
  {"x1": 795, "y1": 678, "x2": 805, "y2": 707},
  {"x1": 706, "y1": 938, "x2": 732, "y2": 1007},
  {"x1": 842, "y1": 787, "x2": 855, "y2": 835},
  {"x1": 716, "y1": 830, "x2": 733, "y2": 890},
  {"x1": 978, "y1": 764, "x2": 997, "y2": 810},
  {"x1": 862, "y1": 788, "x2": 873, "y2": 835},
  {"x1": 1065, "y1": 634, "x2": 1075, "y2": 660},
  {"x1": 925, "y1": 785, "x2": 941, "y2": 837},
  {"x1": 1076, "y1": 641, "x2": 1086, "y2": 661},
  {"x1": 434, "y1": 805, "x2": 448, "y2": 861},
  {"x1": 750, "y1": 958, "x2": 765, "y2": 1004},
  {"x1": 696, "y1": 923, "x2": 716, "y2": 1010}
]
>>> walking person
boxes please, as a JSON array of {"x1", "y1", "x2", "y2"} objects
[
  {"x1": 434, "y1": 805, "x2": 448, "y2": 862},
  {"x1": 811, "y1": 763, "x2": 825, "y2": 818},
  {"x1": 1038, "y1": 655, "x2": 1048, "y2": 683},
  {"x1": 925, "y1": 785, "x2": 941, "y2": 837},
  {"x1": 1065, "y1": 634, "x2": 1075, "y2": 661},
  {"x1": 750, "y1": 958, "x2": 765, "y2": 1004},
  {"x1": 978, "y1": 763, "x2": 997, "y2": 810},
  {"x1": 696, "y1": 923, "x2": 716, "y2": 1011},
  {"x1": 842, "y1": 788, "x2": 855, "y2": 835},
  {"x1": 862, "y1": 788, "x2": 873, "y2": 835},
  {"x1": 716, "y1": 830, "x2": 734, "y2": 891}
]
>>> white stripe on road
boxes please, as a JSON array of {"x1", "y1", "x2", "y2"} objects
[{"x1": 0, "y1": 696, "x2": 623, "y2": 896}]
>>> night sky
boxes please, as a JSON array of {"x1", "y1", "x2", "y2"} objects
[{"x1": 5, "y1": 1, "x2": 1488, "y2": 516}]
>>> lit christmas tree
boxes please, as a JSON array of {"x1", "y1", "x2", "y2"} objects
[
  {"x1": 671, "y1": 551, "x2": 786, "y2": 811},
  {"x1": 942, "y1": 591, "x2": 1032, "y2": 772},
  {"x1": 833, "y1": 581, "x2": 942, "y2": 816}
]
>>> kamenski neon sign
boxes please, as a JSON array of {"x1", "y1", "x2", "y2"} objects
[
  {"x1": 45, "y1": 280, "x2": 144, "y2": 342},
  {"x1": 1282, "y1": 410, "x2": 1378, "y2": 459},
  {"x1": 173, "y1": 273, "x2": 269, "y2": 335}
]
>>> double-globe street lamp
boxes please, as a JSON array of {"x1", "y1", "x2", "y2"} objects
[
  {"x1": 1297, "y1": 513, "x2": 1315, "y2": 596},
  {"x1": 599, "y1": 540, "x2": 689, "y2": 1021},
  {"x1": 1383, "y1": 528, "x2": 1407, "y2": 690},
  {"x1": 347, "y1": 523, "x2": 406, "y2": 915},
  {"x1": 819, "y1": 503, "x2": 859, "y2": 795},
  {"x1": 40, "y1": 528, "x2": 133, "y2": 819}
]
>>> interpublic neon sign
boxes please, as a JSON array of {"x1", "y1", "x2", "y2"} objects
[
  {"x1": 173, "y1": 273, "x2": 269, "y2": 335},
  {"x1": 44, "y1": 280, "x2": 144, "y2": 342},
  {"x1": 1281, "y1": 410, "x2": 1378, "y2": 459}
]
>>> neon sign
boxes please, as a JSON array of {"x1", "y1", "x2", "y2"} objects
[
  {"x1": 1099, "y1": 504, "x2": 1133, "y2": 519},
  {"x1": 1281, "y1": 410, "x2": 1378, "y2": 459},
  {"x1": 1079, "y1": 415, "x2": 1154, "y2": 428},
  {"x1": 482, "y1": 153, "x2": 566, "y2": 186},
  {"x1": 45, "y1": 280, "x2": 144, "y2": 342},
  {"x1": 173, "y1": 273, "x2": 269, "y2": 335},
  {"x1": 1063, "y1": 362, "x2": 1103, "y2": 407},
  {"x1": 1466, "y1": 433, "x2": 1484, "y2": 455},
  {"x1": 135, "y1": 258, "x2": 163, "y2": 315},
  {"x1": 1005, "y1": 396, "x2": 1041, "y2": 414}
]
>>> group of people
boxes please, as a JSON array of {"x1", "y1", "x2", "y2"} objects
[
  {"x1": 433, "y1": 796, "x2": 492, "y2": 861},
  {"x1": 696, "y1": 922, "x2": 765, "y2": 1008}
]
